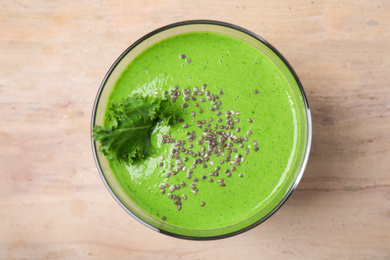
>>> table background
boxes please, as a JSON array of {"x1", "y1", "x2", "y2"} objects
[{"x1": 1, "y1": 0, "x2": 389, "y2": 259}]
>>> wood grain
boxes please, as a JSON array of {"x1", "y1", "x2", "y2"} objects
[{"x1": 1, "y1": 0, "x2": 389, "y2": 259}]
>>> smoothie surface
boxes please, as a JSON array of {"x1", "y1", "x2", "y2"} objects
[{"x1": 103, "y1": 32, "x2": 300, "y2": 229}]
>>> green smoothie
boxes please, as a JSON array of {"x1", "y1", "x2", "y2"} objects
[{"x1": 101, "y1": 32, "x2": 300, "y2": 230}]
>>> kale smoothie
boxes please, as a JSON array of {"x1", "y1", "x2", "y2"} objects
[{"x1": 96, "y1": 31, "x2": 303, "y2": 231}]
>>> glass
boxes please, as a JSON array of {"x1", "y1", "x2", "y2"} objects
[{"x1": 91, "y1": 20, "x2": 312, "y2": 240}]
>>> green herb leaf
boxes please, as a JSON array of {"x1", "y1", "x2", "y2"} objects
[{"x1": 92, "y1": 95, "x2": 175, "y2": 164}]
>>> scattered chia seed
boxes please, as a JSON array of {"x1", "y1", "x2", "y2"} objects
[
  {"x1": 162, "y1": 216, "x2": 167, "y2": 221},
  {"x1": 248, "y1": 118, "x2": 253, "y2": 123},
  {"x1": 253, "y1": 90, "x2": 259, "y2": 94},
  {"x1": 180, "y1": 54, "x2": 186, "y2": 59},
  {"x1": 186, "y1": 59, "x2": 192, "y2": 63},
  {"x1": 201, "y1": 202, "x2": 205, "y2": 207},
  {"x1": 253, "y1": 141, "x2": 258, "y2": 146},
  {"x1": 247, "y1": 131, "x2": 253, "y2": 135},
  {"x1": 254, "y1": 147, "x2": 260, "y2": 151},
  {"x1": 183, "y1": 103, "x2": 189, "y2": 108},
  {"x1": 183, "y1": 124, "x2": 189, "y2": 128}
]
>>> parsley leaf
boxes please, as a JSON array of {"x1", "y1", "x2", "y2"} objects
[{"x1": 93, "y1": 95, "x2": 175, "y2": 164}]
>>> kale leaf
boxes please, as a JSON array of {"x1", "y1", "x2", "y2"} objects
[{"x1": 92, "y1": 95, "x2": 175, "y2": 164}]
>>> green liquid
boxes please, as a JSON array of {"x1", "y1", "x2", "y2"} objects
[{"x1": 104, "y1": 32, "x2": 300, "y2": 229}]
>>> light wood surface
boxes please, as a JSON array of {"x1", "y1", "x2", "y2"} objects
[{"x1": 1, "y1": 0, "x2": 389, "y2": 259}]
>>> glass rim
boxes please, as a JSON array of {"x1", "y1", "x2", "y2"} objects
[{"x1": 91, "y1": 19, "x2": 312, "y2": 240}]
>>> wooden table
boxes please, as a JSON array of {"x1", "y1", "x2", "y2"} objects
[{"x1": 1, "y1": 0, "x2": 389, "y2": 259}]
